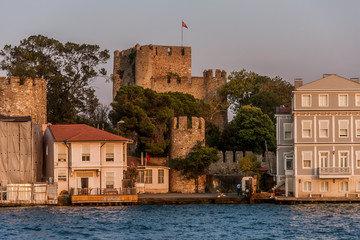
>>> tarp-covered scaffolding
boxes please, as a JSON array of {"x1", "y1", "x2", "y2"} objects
[{"x1": 0, "y1": 119, "x2": 43, "y2": 186}]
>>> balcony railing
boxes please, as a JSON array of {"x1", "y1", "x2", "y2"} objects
[
  {"x1": 319, "y1": 167, "x2": 351, "y2": 175},
  {"x1": 70, "y1": 187, "x2": 136, "y2": 196}
]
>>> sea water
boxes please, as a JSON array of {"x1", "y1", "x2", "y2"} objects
[{"x1": 0, "y1": 204, "x2": 359, "y2": 239}]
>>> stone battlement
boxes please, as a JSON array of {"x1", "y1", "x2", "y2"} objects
[
  {"x1": 0, "y1": 76, "x2": 47, "y2": 125},
  {"x1": 113, "y1": 43, "x2": 228, "y2": 128},
  {"x1": 171, "y1": 116, "x2": 205, "y2": 130}
]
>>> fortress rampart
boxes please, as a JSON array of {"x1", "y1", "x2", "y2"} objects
[
  {"x1": 113, "y1": 44, "x2": 228, "y2": 127},
  {"x1": 0, "y1": 77, "x2": 47, "y2": 125}
]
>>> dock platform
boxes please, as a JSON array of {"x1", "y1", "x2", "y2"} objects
[{"x1": 275, "y1": 197, "x2": 360, "y2": 204}]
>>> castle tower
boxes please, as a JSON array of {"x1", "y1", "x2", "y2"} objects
[
  {"x1": 170, "y1": 116, "x2": 205, "y2": 160},
  {"x1": 113, "y1": 44, "x2": 227, "y2": 128},
  {"x1": 0, "y1": 77, "x2": 47, "y2": 125}
]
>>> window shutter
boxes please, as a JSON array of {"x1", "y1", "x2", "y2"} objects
[
  {"x1": 303, "y1": 121, "x2": 311, "y2": 129},
  {"x1": 82, "y1": 144, "x2": 90, "y2": 154},
  {"x1": 303, "y1": 151, "x2": 312, "y2": 160},
  {"x1": 319, "y1": 121, "x2": 328, "y2": 129},
  {"x1": 106, "y1": 144, "x2": 114, "y2": 154}
]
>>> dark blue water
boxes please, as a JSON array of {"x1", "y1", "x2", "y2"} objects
[{"x1": 0, "y1": 204, "x2": 360, "y2": 239}]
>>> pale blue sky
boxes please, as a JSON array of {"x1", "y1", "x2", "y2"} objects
[{"x1": 1, "y1": 0, "x2": 360, "y2": 106}]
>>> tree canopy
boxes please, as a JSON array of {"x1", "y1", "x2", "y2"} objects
[
  {"x1": 109, "y1": 86, "x2": 210, "y2": 156},
  {"x1": 220, "y1": 105, "x2": 275, "y2": 153},
  {"x1": 219, "y1": 69, "x2": 294, "y2": 120},
  {"x1": 238, "y1": 154, "x2": 261, "y2": 176},
  {"x1": 169, "y1": 142, "x2": 219, "y2": 193},
  {"x1": 0, "y1": 35, "x2": 110, "y2": 123}
]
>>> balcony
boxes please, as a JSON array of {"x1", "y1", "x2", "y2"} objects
[{"x1": 319, "y1": 167, "x2": 351, "y2": 178}]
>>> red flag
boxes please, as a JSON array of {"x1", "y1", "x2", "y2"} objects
[
  {"x1": 182, "y1": 21, "x2": 188, "y2": 29},
  {"x1": 146, "y1": 153, "x2": 150, "y2": 162}
]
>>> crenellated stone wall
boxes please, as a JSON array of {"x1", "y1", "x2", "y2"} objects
[
  {"x1": 113, "y1": 44, "x2": 228, "y2": 128},
  {"x1": 0, "y1": 77, "x2": 47, "y2": 125}
]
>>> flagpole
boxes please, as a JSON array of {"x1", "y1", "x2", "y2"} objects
[{"x1": 181, "y1": 19, "x2": 183, "y2": 46}]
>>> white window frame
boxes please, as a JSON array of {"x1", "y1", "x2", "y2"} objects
[
  {"x1": 82, "y1": 144, "x2": 90, "y2": 162},
  {"x1": 339, "y1": 181, "x2": 349, "y2": 192},
  {"x1": 357, "y1": 151, "x2": 360, "y2": 169},
  {"x1": 106, "y1": 144, "x2": 115, "y2": 162},
  {"x1": 338, "y1": 94, "x2": 348, "y2": 107},
  {"x1": 302, "y1": 94, "x2": 311, "y2": 107},
  {"x1": 284, "y1": 152, "x2": 294, "y2": 171},
  {"x1": 319, "y1": 120, "x2": 329, "y2": 138},
  {"x1": 57, "y1": 169, "x2": 67, "y2": 182},
  {"x1": 356, "y1": 120, "x2": 360, "y2": 138},
  {"x1": 145, "y1": 170, "x2": 152, "y2": 184},
  {"x1": 302, "y1": 120, "x2": 312, "y2": 138},
  {"x1": 303, "y1": 181, "x2": 312, "y2": 192},
  {"x1": 302, "y1": 151, "x2": 312, "y2": 169},
  {"x1": 58, "y1": 144, "x2": 67, "y2": 162},
  {"x1": 283, "y1": 123, "x2": 292, "y2": 140},
  {"x1": 319, "y1": 151, "x2": 329, "y2": 168},
  {"x1": 338, "y1": 120, "x2": 349, "y2": 138},
  {"x1": 137, "y1": 170, "x2": 145, "y2": 183},
  {"x1": 319, "y1": 94, "x2": 328, "y2": 107},
  {"x1": 158, "y1": 169, "x2": 164, "y2": 184},
  {"x1": 356, "y1": 94, "x2": 360, "y2": 107},
  {"x1": 105, "y1": 172, "x2": 115, "y2": 189},
  {"x1": 338, "y1": 151, "x2": 349, "y2": 168},
  {"x1": 320, "y1": 181, "x2": 329, "y2": 192}
]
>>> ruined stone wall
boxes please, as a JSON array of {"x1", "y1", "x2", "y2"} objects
[
  {"x1": 170, "y1": 116, "x2": 205, "y2": 160},
  {"x1": 169, "y1": 170, "x2": 206, "y2": 193},
  {"x1": 0, "y1": 77, "x2": 47, "y2": 125}
]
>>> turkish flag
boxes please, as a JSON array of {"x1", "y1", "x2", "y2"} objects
[
  {"x1": 146, "y1": 153, "x2": 150, "y2": 162},
  {"x1": 182, "y1": 21, "x2": 188, "y2": 29}
]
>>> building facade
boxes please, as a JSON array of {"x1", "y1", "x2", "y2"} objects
[
  {"x1": 44, "y1": 124, "x2": 132, "y2": 196},
  {"x1": 277, "y1": 74, "x2": 360, "y2": 197}
]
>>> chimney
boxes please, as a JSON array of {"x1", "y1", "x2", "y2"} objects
[
  {"x1": 323, "y1": 74, "x2": 334, "y2": 78},
  {"x1": 294, "y1": 78, "x2": 303, "y2": 89},
  {"x1": 350, "y1": 78, "x2": 360, "y2": 83}
]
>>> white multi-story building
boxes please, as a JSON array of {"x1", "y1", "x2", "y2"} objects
[
  {"x1": 277, "y1": 74, "x2": 360, "y2": 197},
  {"x1": 44, "y1": 124, "x2": 132, "y2": 196}
]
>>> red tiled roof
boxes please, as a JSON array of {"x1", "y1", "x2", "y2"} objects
[{"x1": 48, "y1": 124, "x2": 133, "y2": 142}]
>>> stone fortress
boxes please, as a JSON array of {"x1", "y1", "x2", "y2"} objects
[
  {"x1": 0, "y1": 77, "x2": 47, "y2": 125},
  {"x1": 113, "y1": 44, "x2": 228, "y2": 126}
]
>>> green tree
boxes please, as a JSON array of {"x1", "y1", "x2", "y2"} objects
[
  {"x1": 0, "y1": 35, "x2": 110, "y2": 123},
  {"x1": 170, "y1": 142, "x2": 219, "y2": 193},
  {"x1": 109, "y1": 86, "x2": 210, "y2": 156},
  {"x1": 219, "y1": 69, "x2": 293, "y2": 119},
  {"x1": 238, "y1": 154, "x2": 261, "y2": 176},
  {"x1": 222, "y1": 105, "x2": 275, "y2": 153}
]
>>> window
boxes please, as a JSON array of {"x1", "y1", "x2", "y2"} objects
[
  {"x1": 339, "y1": 94, "x2": 348, "y2": 107},
  {"x1": 320, "y1": 152, "x2": 329, "y2": 168},
  {"x1": 284, "y1": 123, "x2": 292, "y2": 140},
  {"x1": 320, "y1": 181, "x2": 329, "y2": 192},
  {"x1": 302, "y1": 151, "x2": 312, "y2": 168},
  {"x1": 302, "y1": 94, "x2": 311, "y2": 107},
  {"x1": 285, "y1": 152, "x2": 293, "y2": 170},
  {"x1": 145, "y1": 170, "x2": 152, "y2": 184},
  {"x1": 357, "y1": 152, "x2": 360, "y2": 168},
  {"x1": 357, "y1": 182, "x2": 360, "y2": 192},
  {"x1": 158, "y1": 169, "x2": 164, "y2": 184},
  {"x1": 105, "y1": 172, "x2": 115, "y2": 189},
  {"x1": 58, "y1": 144, "x2": 66, "y2": 162},
  {"x1": 58, "y1": 170, "x2": 67, "y2": 181},
  {"x1": 340, "y1": 181, "x2": 349, "y2": 192},
  {"x1": 357, "y1": 95, "x2": 360, "y2": 106},
  {"x1": 319, "y1": 120, "x2": 329, "y2": 138},
  {"x1": 339, "y1": 152, "x2": 348, "y2": 168},
  {"x1": 167, "y1": 47, "x2": 172, "y2": 55},
  {"x1": 106, "y1": 144, "x2": 114, "y2": 162},
  {"x1": 339, "y1": 120, "x2": 348, "y2": 137},
  {"x1": 356, "y1": 120, "x2": 360, "y2": 137},
  {"x1": 303, "y1": 181, "x2": 312, "y2": 192},
  {"x1": 137, "y1": 170, "x2": 145, "y2": 183},
  {"x1": 82, "y1": 144, "x2": 90, "y2": 161},
  {"x1": 319, "y1": 94, "x2": 328, "y2": 107},
  {"x1": 181, "y1": 48, "x2": 185, "y2": 56},
  {"x1": 302, "y1": 120, "x2": 312, "y2": 138}
]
